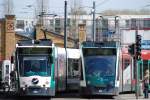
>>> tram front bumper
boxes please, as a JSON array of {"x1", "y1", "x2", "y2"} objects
[
  {"x1": 19, "y1": 86, "x2": 55, "y2": 96},
  {"x1": 81, "y1": 86, "x2": 119, "y2": 96}
]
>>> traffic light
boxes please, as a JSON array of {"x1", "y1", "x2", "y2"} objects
[
  {"x1": 128, "y1": 44, "x2": 135, "y2": 55},
  {"x1": 136, "y1": 35, "x2": 141, "y2": 60}
]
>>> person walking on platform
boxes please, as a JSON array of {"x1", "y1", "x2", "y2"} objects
[{"x1": 143, "y1": 69, "x2": 149, "y2": 98}]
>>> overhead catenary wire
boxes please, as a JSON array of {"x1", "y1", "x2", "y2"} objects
[{"x1": 96, "y1": 0, "x2": 111, "y2": 7}]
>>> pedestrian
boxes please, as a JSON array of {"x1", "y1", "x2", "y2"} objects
[{"x1": 143, "y1": 69, "x2": 149, "y2": 98}]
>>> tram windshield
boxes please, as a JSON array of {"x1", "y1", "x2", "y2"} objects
[
  {"x1": 83, "y1": 48, "x2": 116, "y2": 87},
  {"x1": 20, "y1": 56, "x2": 51, "y2": 76}
]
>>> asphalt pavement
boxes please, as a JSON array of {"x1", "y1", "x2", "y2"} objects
[
  {"x1": 0, "y1": 92, "x2": 149, "y2": 100},
  {"x1": 119, "y1": 93, "x2": 150, "y2": 100}
]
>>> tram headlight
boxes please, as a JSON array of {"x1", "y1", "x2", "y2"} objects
[
  {"x1": 45, "y1": 81, "x2": 49, "y2": 85},
  {"x1": 22, "y1": 81, "x2": 26, "y2": 85},
  {"x1": 23, "y1": 87, "x2": 26, "y2": 91},
  {"x1": 110, "y1": 81, "x2": 114, "y2": 86},
  {"x1": 87, "y1": 81, "x2": 90, "y2": 84}
]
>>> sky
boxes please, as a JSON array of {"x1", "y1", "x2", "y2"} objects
[{"x1": 0, "y1": 0, "x2": 150, "y2": 18}]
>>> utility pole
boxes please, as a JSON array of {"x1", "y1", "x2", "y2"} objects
[
  {"x1": 64, "y1": 0, "x2": 68, "y2": 91},
  {"x1": 92, "y1": 1, "x2": 96, "y2": 42},
  {"x1": 135, "y1": 19, "x2": 142, "y2": 99},
  {"x1": 128, "y1": 19, "x2": 142, "y2": 99},
  {"x1": 64, "y1": 0, "x2": 67, "y2": 48},
  {"x1": 37, "y1": 0, "x2": 49, "y2": 26},
  {"x1": 41, "y1": 0, "x2": 44, "y2": 26},
  {"x1": 135, "y1": 33, "x2": 138, "y2": 99}
]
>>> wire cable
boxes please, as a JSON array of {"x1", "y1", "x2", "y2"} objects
[{"x1": 96, "y1": 0, "x2": 111, "y2": 7}]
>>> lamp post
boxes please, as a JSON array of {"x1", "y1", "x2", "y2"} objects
[
  {"x1": 96, "y1": 15, "x2": 104, "y2": 41},
  {"x1": 114, "y1": 16, "x2": 121, "y2": 44},
  {"x1": 115, "y1": 16, "x2": 119, "y2": 32},
  {"x1": 92, "y1": 1, "x2": 96, "y2": 42},
  {"x1": 64, "y1": 0, "x2": 68, "y2": 91},
  {"x1": 64, "y1": 0, "x2": 67, "y2": 49}
]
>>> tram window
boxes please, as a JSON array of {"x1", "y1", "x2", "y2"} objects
[
  {"x1": 124, "y1": 59, "x2": 130, "y2": 69},
  {"x1": 68, "y1": 59, "x2": 80, "y2": 78},
  {"x1": 6, "y1": 65, "x2": 9, "y2": 74},
  {"x1": 83, "y1": 48, "x2": 116, "y2": 56}
]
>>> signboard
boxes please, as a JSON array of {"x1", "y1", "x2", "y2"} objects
[
  {"x1": 6, "y1": 21, "x2": 14, "y2": 33},
  {"x1": 141, "y1": 40, "x2": 150, "y2": 49}
]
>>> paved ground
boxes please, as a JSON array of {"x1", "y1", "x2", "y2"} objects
[
  {"x1": 0, "y1": 93, "x2": 149, "y2": 100},
  {"x1": 119, "y1": 93, "x2": 150, "y2": 100}
]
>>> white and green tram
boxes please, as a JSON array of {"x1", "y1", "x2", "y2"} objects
[{"x1": 15, "y1": 39, "x2": 55, "y2": 96}]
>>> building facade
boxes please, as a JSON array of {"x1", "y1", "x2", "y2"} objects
[{"x1": 0, "y1": 15, "x2": 76, "y2": 62}]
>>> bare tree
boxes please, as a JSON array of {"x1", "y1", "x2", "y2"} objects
[
  {"x1": 4, "y1": 0, "x2": 14, "y2": 15},
  {"x1": 69, "y1": 0, "x2": 86, "y2": 40},
  {"x1": 36, "y1": 0, "x2": 49, "y2": 26}
]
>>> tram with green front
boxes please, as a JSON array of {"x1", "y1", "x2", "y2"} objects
[{"x1": 80, "y1": 41, "x2": 120, "y2": 96}]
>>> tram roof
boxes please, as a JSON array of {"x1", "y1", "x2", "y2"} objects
[{"x1": 16, "y1": 39, "x2": 53, "y2": 46}]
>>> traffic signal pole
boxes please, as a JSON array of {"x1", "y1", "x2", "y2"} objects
[
  {"x1": 135, "y1": 29, "x2": 138, "y2": 99},
  {"x1": 135, "y1": 28, "x2": 142, "y2": 99},
  {"x1": 128, "y1": 20, "x2": 142, "y2": 99}
]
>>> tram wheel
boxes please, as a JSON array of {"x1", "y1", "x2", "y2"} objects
[{"x1": 2, "y1": 82, "x2": 10, "y2": 92}]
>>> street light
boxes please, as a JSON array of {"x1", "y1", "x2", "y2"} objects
[
  {"x1": 114, "y1": 16, "x2": 121, "y2": 44},
  {"x1": 115, "y1": 16, "x2": 119, "y2": 32},
  {"x1": 96, "y1": 15, "x2": 104, "y2": 41},
  {"x1": 92, "y1": 1, "x2": 96, "y2": 42}
]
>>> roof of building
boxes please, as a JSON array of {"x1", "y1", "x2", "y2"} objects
[
  {"x1": 42, "y1": 29, "x2": 76, "y2": 42},
  {"x1": 15, "y1": 32, "x2": 32, "y2": 39}
]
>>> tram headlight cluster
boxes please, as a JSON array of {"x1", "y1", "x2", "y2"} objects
[
  {"x1": 22, "y1": 84, "x2": 28, "y2": 91},
  {"x1": 87, "y1": 81, "x2": 91, "y2": 84},
  {"x1": 110, "y1": 81, "x2": 114, "y2": 85},
  {"x1": 45, "y1": 81, "x2": 50, "y2": 85},
  {"x1": 22, "y1": 81, "x2": 26, "y2": 85}
]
